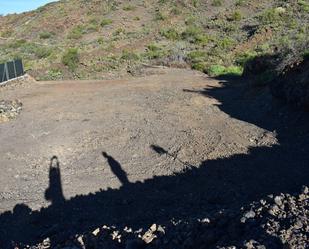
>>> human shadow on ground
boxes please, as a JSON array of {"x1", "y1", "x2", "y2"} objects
[
  {"x1": 0, "y1": 77, "x2": 308, "y2": 248},
  {"x1": 44, "y1": 156, "x2": 65, "y2": 206},
  {"x1": 102, "y1": 151, "x2": 130, "y2": 186}
]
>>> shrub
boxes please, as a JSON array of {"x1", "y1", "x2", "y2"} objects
[
  {"x1": 298, "y1": 0, "x2": 309, "y2": 12},
  {"x1": 207, "y1": 65, "x2": 225, "y2": 76},
  {"x1": 212, "y1": 0, "x2": 223, "y2": 7},
  {"x1": 0, "y1": 30, "x2": 13, "y2": 38},
  {"x1": 185, "y1": 16, "x2": 197, "y2": 26},
  {"x1": 89, "y1": 18, "x2": 98, "y2": 25},
  {"x1": 235, "y1": 0, "x2": 247, "y2": 6},
  {"x1": 160, "y1": 28, "x2": 180, "y2": 40},
  {"x1": 144, "y1": 44, "x2": 166, "y2": 59},
  {"x1": 154, "y1": 10, "x2": 166, "y2": 21},
  {"x1": 181, "y1": 26, "x2": 208, "y2": 45},
  {"x1": 229, "y1": 11, "x2": 242, "y2": 21},
  {"x1": 47, "y1": 69, "x2": 63, "y2": 80},
  {"x1": 68, "y1": 25, "x2": 84, "y2": 39},
  {"x1": 39, "y1": 31, "x2": 53, "y2": 39},
  {"x1": 206, "y1": 65, "x2": 243, "y2": 77},
  {"x1": 113, "y1": 28, "x2": 125, "y2": 36},
  {"x1": 100, "y1": 18, "x2": 113, "y2": 27},
  {"x1": 192, "y1": 0, "x2": 199, "y2": 7},
  {"x1": 187, "y1": 50, "x2": 207, "y2": 62},
  {"x1": 34, "y1": 46, "x2": 52, "y2": 58},
  {"x1": 235, "y1": 51, "x2": 258, "y2": 67},
  {"x1": 192, "y1": 62, "x2": 207, "y2": 72},
  {"x1": 258, "y1": 8, "x2": 284, "y2": 25},
  {"x1": 85, "y1": 23, "x2": 99, "y2": 32},
  {"x1": 121, "y1": 50, "x2": 140, "y2": 61},
  {"x1": 171, "y1": 7, "x2": 181, "y2": 15},
  {"x1": 62, "y1": 48, "x2": 79, "y2": 71},
  {"x1": 97, "y1": 37, "x2": 105, "y2": 45},
  {"x1": 7, "y1": 39, "x2": 27, "y2": 49},
  {"x1": 216, "y1": 37, "x2": 235, "y2": 50},
  {"x1": 123, "y1": 5, "x2": 136, "y2": 11}
]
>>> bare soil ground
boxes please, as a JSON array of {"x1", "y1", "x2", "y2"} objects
[
  {"x1": 0, "y1": 68, "x2": 308, "y2": 248},
  {"x1": 0, "y1": 68, "x2": 275, "y2": 212}
]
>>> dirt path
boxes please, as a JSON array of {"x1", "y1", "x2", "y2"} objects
[{"x1": 0, "y1": 68, "x2": 275, "y2": 213}]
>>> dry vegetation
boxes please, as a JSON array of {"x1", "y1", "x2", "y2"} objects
[{"x1": 0, "y1": 0, "x2": 307, "y2": 81}]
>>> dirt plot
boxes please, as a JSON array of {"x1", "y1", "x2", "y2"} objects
[
  {"x1": 0, "y1": 68, "x2": 308, "y2": 248},
  {"x1": 0, "y1": 68, "x2": 274, "y2": 212}
]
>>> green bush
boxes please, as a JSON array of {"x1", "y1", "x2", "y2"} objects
[
  {"x1": 298, "y1": 0, "x2": 309, "y2": 12},
  {"x1": 235, "y1": 51, "x2": 258, "y2": 67},
  {"x1": 160, "y1": 28, "x2": 180, "y2": 40},
  {"x1": 47, "y1": 69, "x2": 63, "y2": 80},
  {"x1": 154, "y1": 10, "x2": 167, "y2": 21},
  {"x1": 7, "y1": 39, "x2": 27, "y2": 49},
  {"x1": 144, "y1": 44, "x2": 166, "y2": 59},
  {"x1": 188, "y1": 50, "x2": 207, "y2": 62},
  {"x1": 171, "y1": 6, "x2": 182, "y2": 15},
  {"x1": 34, "y1": 46, "x2": 52, "y2": 58},
  {"x1": 192, "y1": 62, "x2": 207, "y2": 72},
  {"x1": 62, "y1": 48, "x2": 79, "y2": 71},
  {"x1": 67, "y1": 25, "x2": 84, "y2": 39},
  {"x1": 181, "y1": 26, "x2": 208, "y2": 45},
  {"x1": 184, "y1": 16, "x2": 195, "y2": 26},
  {"x1": 39, "y1": 31, "x2": 53, "y2": 39},
  {"x1": 97, "y1": 37, "x2": 105, "y2": 45},
  {"x1": 258, "y1": 8, "x2": 284, "y2": 25},
  {"x1": 85, "y1": 23, "x2": 99, "y2": 33},
  {"x1": 121, "y1": 50, "x2": 140, "y2": 61},
  {"x1": 192, "y1": 0, "x2": 199, "y2": 7},
  {"x1": 235, "y1": 0, "x2": 247, "y2": 6},
  {"x1": 212, "y1": 0, "x2": 223, "y2": 7},
  {"x1": 100, "y1": 18, "x2": 113, "y2": 27},
  {"x1": 206, "y1": 64, "x2": 243, "y2": 77},
  {"x1": 113, "y1": 28, "x2": 125, "y2": 37},
  {"x1": 123, "y1": 5, "x2": 136, "y2": 11},
  {"x1": 216, "y1": 37, "x2": 235, "y2": 50},
  {"x1": 89, "y1": 18, "x2": 98, "y2": 25},
  {"x1": 229, "y1": 11, "x2": 242, "y2": 21}
]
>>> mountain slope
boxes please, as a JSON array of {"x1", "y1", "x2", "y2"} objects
[{"x1": 0, "y1": 0, "x2": 308, "y2": 80}]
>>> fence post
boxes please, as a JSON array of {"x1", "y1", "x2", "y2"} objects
[
  {"x1": 13, "y1": 60, "x2": 17, "y2": 78},
  {"x1": 4, "y1": 62, "x2": 9, "y2": 81}
]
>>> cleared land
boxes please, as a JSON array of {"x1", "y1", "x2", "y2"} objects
[
  {"x1": 0, "y1": 68, "x2": 308, "y2": 247},
  {"x1": 0, "y1": 68, "x2": 274, "y2": 212}
]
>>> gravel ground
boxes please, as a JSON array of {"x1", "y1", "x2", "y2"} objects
[
  {"x1": 0, "y1": 100, "x2": 22, "y2": 123},
  {"x1": 0, "y1": 68, "x2": 308, "y2": 248}
]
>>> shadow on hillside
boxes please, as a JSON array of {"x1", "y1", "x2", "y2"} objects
[{"x1": 0, "y1": 77, "x2": 308, "y2": 248}]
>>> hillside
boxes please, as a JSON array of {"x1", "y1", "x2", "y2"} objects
[{"x1": 0, "y1": 0, "x2": 308, "y2": 80}]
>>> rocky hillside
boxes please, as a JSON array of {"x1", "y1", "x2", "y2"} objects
[{"x1": 0, "y1": 0, "x2": 308, "y2": 80}]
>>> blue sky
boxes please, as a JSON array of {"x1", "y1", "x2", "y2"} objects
[{"x1": 0, "y1": 0, "x2": 58, "y2": 15}]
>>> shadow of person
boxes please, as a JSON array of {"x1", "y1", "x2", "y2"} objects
[
  {"x1": 102, "y1": 152, "x2": 130, "y2": 186},
  {"x1": 150, "y1": 145, "x2": 168, "y2": 155},
  {"x1": 44, "y1": 156, "x2": 65, "y2": 206}
]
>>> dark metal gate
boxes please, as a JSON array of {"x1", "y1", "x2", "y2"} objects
[{"x1": 0, "y1": 59, "x2": 24, "y2": 83}]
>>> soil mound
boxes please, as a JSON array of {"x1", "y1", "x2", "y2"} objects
[{"x1": 270, "y1": 57, "x2": 309, "y2": 109}]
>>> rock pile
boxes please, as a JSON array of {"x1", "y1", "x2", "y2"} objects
[
  {"x1": 0, "y1": 100, "x2": 22, "y2": 123},
  {"x1": 30, "y1": 186, "x2": 308, "y2": 249},
  {"x1": 147, "y1": 186, "x2": 309, "y2": 248}
]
